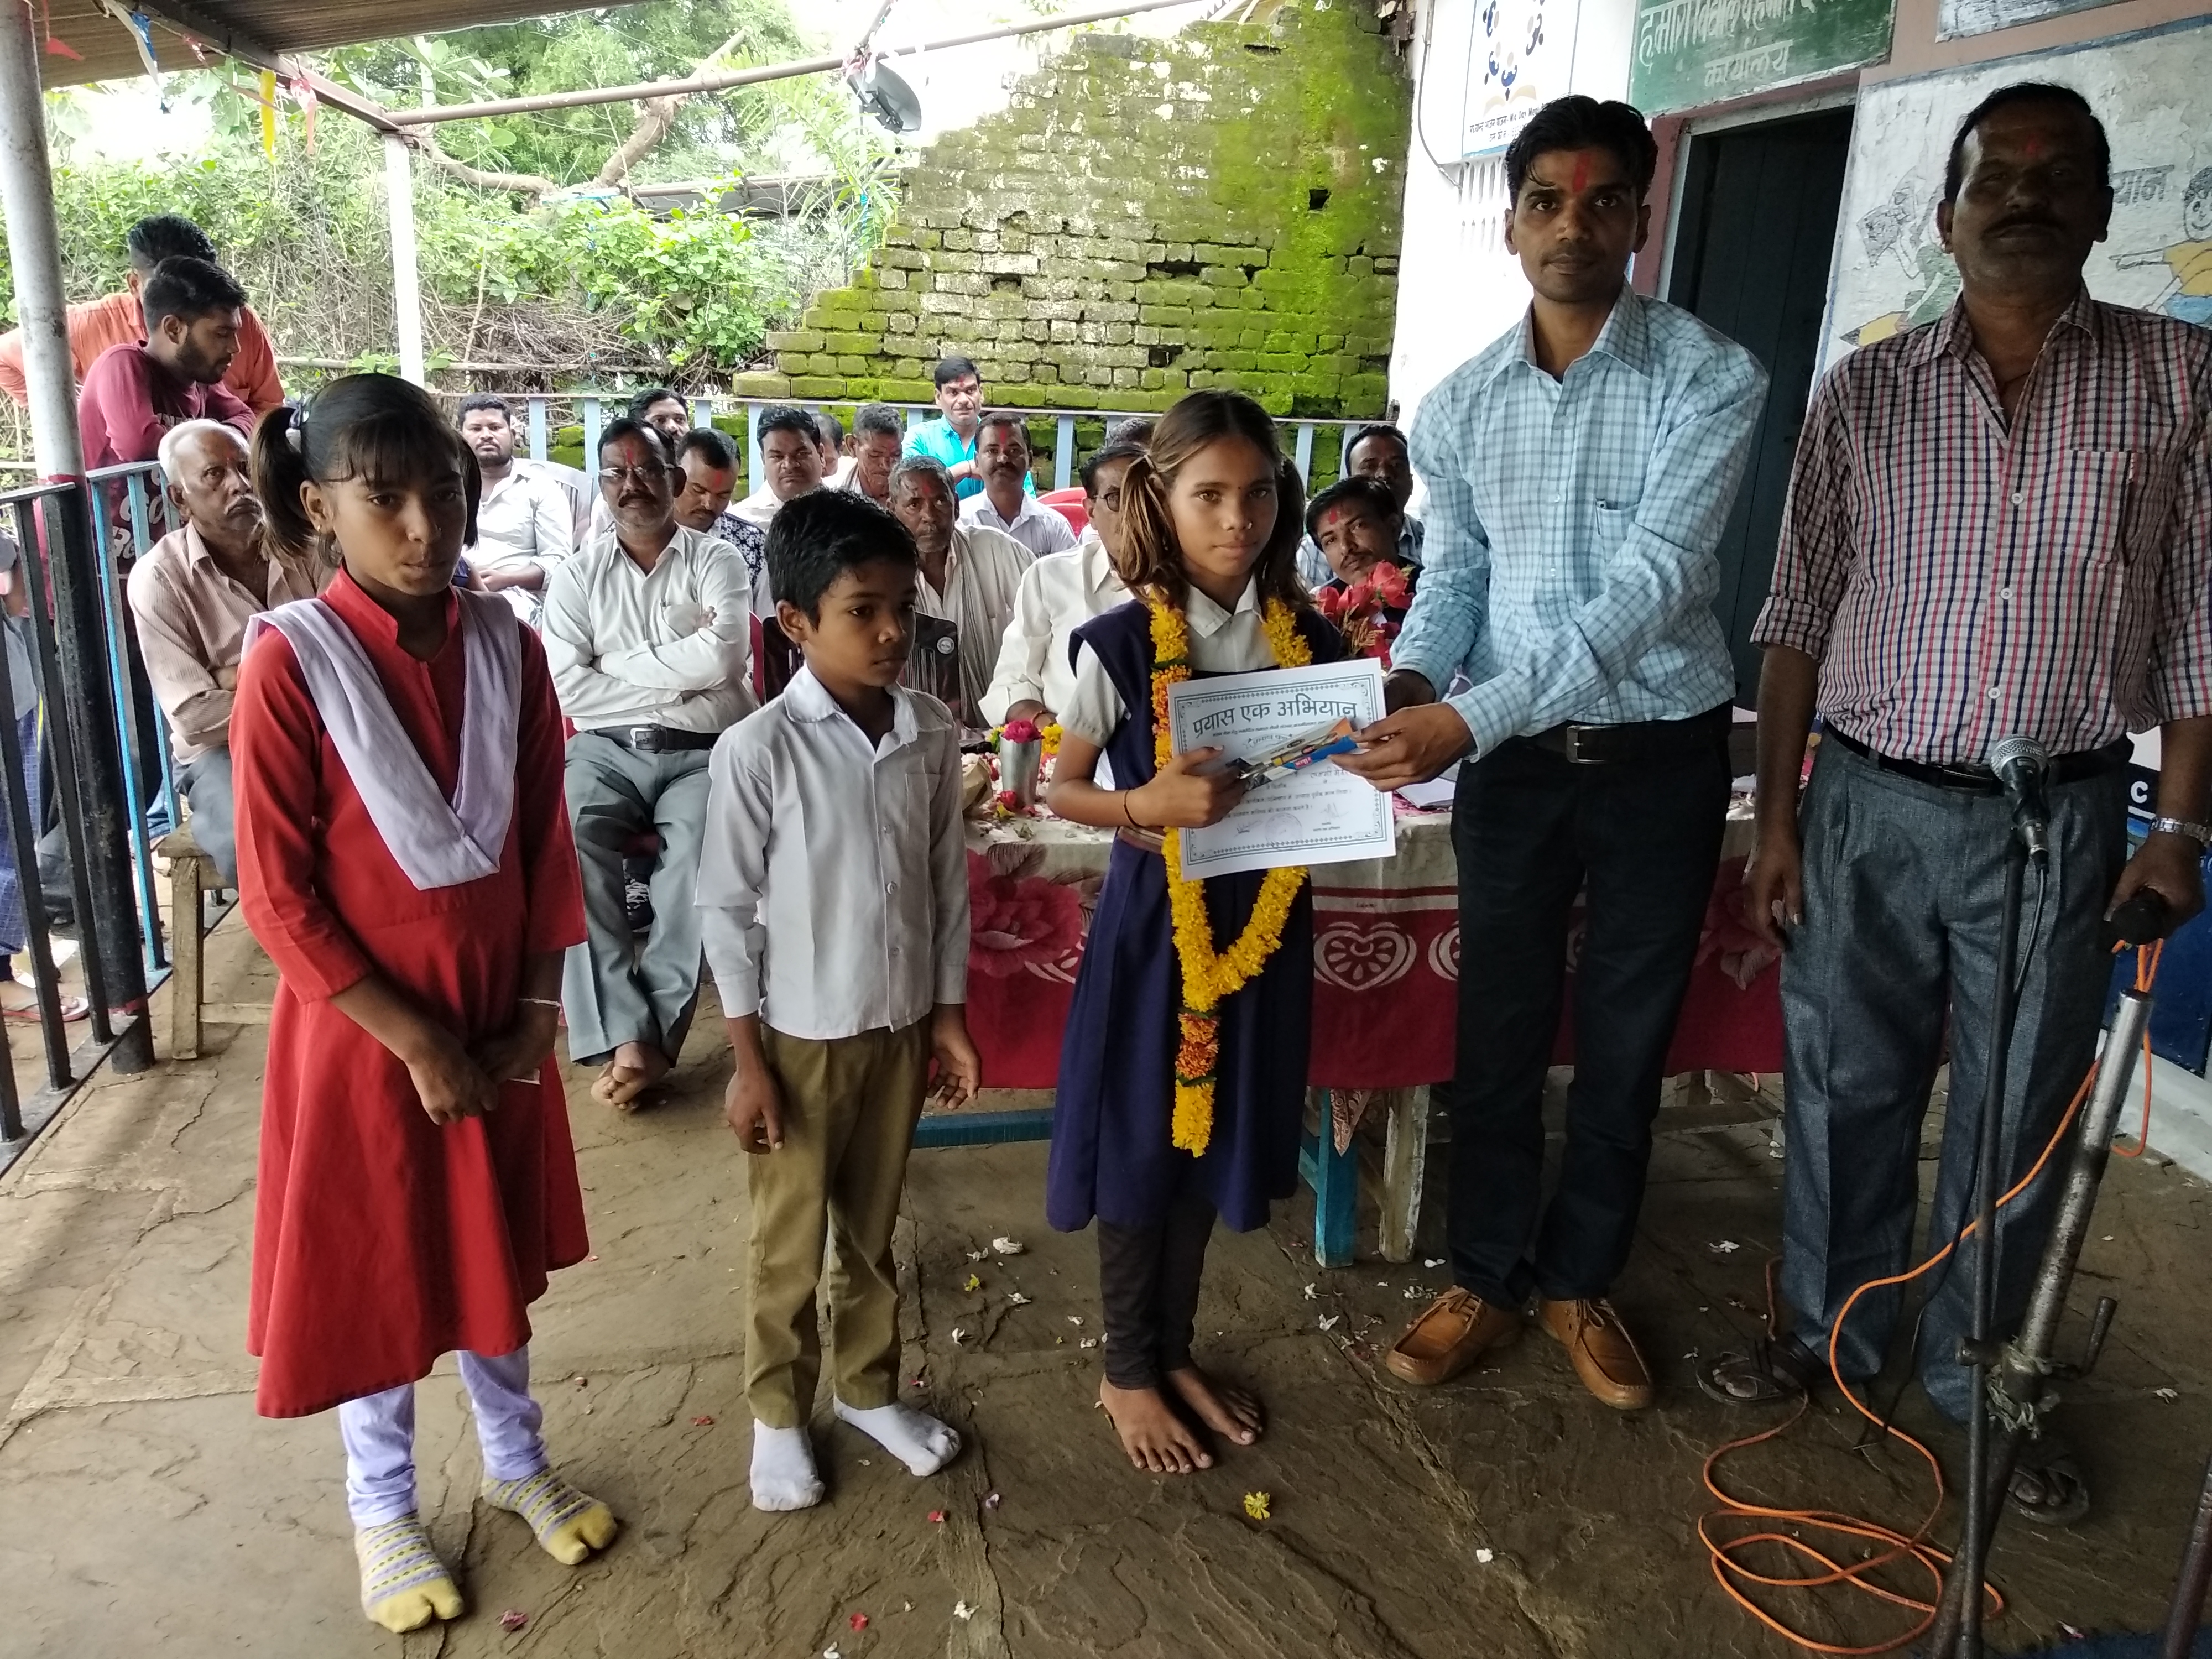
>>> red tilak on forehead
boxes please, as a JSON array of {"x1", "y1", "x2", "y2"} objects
[
  {"x1": 2023, "y1": 134, "x2": 2043, "y2": 158},
  {"x1": 1571, "y1": 153, "x2": 1591, "y2": 192}
]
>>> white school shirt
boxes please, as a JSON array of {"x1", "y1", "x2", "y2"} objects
[
  {"x1": 914, "y1": 523, "x2": 1035, "y2": 719},
  {"x1": 540, "y1": 522, "x2": 756, "y2": 734},
  {"x1": 696, "y1": 668, "x2": 969, "y2": 1039},
  {"x1": 961, "y1": 490, "x2": 1077, "y2": 559},
  {"x1": 1060, "y1": 576, "x2": 1275, "y2": 748},
  {"x1": 980, "y1": 536, "x2": 1129, "y2": 725},
  {"x1": 472, "y1": 466, "x2": 576, "y2": 623}
]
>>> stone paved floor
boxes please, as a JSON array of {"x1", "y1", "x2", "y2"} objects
[{"x1": 6, "y1": 922, "x2": 2212, "y2": 1657}]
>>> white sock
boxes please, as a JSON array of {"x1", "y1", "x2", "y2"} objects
[
  {"x1": 833, "y1": 1398, "x2": 962, "y2": 1477},
  {"x1": 749, "y1": 1422, "x2": 823, "y2": 1512}
]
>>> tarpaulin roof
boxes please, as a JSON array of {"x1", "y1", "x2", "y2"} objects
[{"x1": 30, "y1": 1, "x2": 604, "y2": 91}]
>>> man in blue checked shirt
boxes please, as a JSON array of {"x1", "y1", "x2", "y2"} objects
[{"x1": 1339, "y1": 95, "x2": 1766, "y2": 1413}]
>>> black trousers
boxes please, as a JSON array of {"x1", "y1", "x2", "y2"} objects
[
  {"x1": 1097, "y1": 1167, "x2": 1216, "y2": 1391},
  {"x1": 1442, "y1": 715, "x2": 1731, "y2": 1308}
]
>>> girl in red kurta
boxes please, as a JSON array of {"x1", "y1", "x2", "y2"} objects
[{"x1": 232, "y1": 375, "x2": 617, "y2": 1634}]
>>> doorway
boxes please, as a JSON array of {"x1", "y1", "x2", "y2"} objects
[{"x1": 1667, "y1": 105, "x2": 1855, "y2": 706}]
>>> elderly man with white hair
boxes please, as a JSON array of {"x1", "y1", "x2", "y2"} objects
[{"x1": 127, "y1": 418, "x2": 318, "y2": 881}]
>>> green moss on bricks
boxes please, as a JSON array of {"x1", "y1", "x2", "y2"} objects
[{"x1": 757, "y1": 0, "x2": 1406, "y2": 419}]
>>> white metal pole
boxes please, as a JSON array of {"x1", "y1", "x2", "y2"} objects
[
  {"x1": 0, "y1": 7, "x2": 82, "y2": 477},
  {"x1": 383, "y1": 133, "x2": 426, "y2": 386}
]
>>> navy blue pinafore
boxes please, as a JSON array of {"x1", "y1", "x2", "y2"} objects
[{"x1": 1045, "y1": 598, "x2": 1340, "y2": 1234}]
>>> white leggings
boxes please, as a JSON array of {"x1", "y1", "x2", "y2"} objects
[{"x1": 336, "y1": 1347, "x2": 547, "y2": 1527}]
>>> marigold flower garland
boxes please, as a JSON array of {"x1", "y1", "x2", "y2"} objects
[{"x1": 1149, "y1": 589, "x2": 1310, "y2": 1156}]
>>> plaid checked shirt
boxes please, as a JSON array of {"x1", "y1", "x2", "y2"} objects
[
  {"x1": 1394, "y1": 290, "x2": 1766, "y2": 757},
  {"x1": 1753, "y1": 292, "x2": 2212, "y2": 765}
]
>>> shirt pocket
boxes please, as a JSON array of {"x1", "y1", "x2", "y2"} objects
[{"x1": 2059, "y1": 449, "x2": 2181, "y2": 570}]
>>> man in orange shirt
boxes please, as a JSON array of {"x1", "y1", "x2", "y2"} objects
[{"x1": 0, "y1": 213, "x2": 282, "y2": 415}]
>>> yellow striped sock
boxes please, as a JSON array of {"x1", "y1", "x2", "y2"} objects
[
  {"x1": 354, "y1": 1515, "x2": 462, "y2": 1633},
  {"x1": 481, "y1": 1468, "x2": 619, "y2": 1566}
]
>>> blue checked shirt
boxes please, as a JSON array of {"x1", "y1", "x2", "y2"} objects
[{"x1": 1394, "y1": 290, "x2": 1767, "y2": 758}]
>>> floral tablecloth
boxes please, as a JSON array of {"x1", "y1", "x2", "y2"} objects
[{"x1": 964, "y1": 802, "x2": 1782, "y2": 1091}]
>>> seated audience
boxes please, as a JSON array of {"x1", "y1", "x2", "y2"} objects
[
  {"x1": 889, "y1": 455, "x2": 1032, "y2": 722},
  {"x1": 814, "y1": 409, "x2": 857, "y2": 489},
  {"x1": 732, "y1": 404, "x2": 827, "y2": 535},
  {"x1": 459, "y1": 393, "x2": 573, "y2": 624},
  {"x1": 1297, "y1": 422, "x2": 1425, "y2": 588},
  {"x1": 541, "y1": 420, "x2": 754, "y2": 1110},
  {"x1": 982, "y1": 439, "x2": 1142, "y2": 727},
  {"x1": 0, "y1": 213, "x2": 283, "y2": 415},
  {"x1": 844, "y1": 403, "x2": 904, "y2": 505},
  {"x1": 961, "y1": 413, "x2": 1076, "y2": 558},
  {"x1": 79, "y1": 257, "x2": 256, "y2": 474},
  {"x1": 126, "y1": 419, "x2": 318, "y2": 883},
  {"x1": 1306, "y1": 474, "x2": 1418, "y2": 620},
  {"x1": 586, "y1": 389, "x2": 693, "y2": 541}
]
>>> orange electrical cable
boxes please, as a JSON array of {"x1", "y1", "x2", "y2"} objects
[
  {"x1": 1699, "y1": 942, "x2": 2162, "y2": 1653},
  {"x1": 2112, "y1": 938, "x2": 2163, "y2": 1159}
]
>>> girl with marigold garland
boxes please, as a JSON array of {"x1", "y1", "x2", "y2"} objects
[{"x1": 1045, "y1": 391, "x2": 1341, "y2": 1475}]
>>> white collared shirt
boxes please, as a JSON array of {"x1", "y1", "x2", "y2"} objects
[
  {"x1": 980, "y1": 536, "x2": 1129, "y2": 724},
  {"x1": 697, "y1": 667, "x2": 969, "y2": 1040},
  {"x1": 473, "y1": 465, "x2": 577, "y2": 624},
  {"x1": 961, "y1": 490, "x2": 1077, "y2": 559},
  {"x1": 1060, "y1": 576, "x2": 1273, "y2": 748},
  {"x1": 540, "y1": 521, "x2": 757, "y2": 734},
  {"x1": 914, "y1": 523, "x2": 1035, "y2": 719}
]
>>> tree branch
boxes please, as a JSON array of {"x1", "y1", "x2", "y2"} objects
[
  {"x1": 410, "y1": 132, "x2": 560, "y2": 197},
  {"x1": 592, "y1": 29, "x2": 748, "y2": 190}
]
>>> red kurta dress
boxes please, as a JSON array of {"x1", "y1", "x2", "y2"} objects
[{"x1": 233, "y1": 570, "x2": 590, "y2": 1419}]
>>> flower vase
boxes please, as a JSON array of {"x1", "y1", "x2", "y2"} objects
[{"x1": 1001, "y1": 735, "x2": 1044, "y2": 808}]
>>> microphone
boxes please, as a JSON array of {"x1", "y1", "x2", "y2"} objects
[{"x1": 1990, "y1": 734, "x2": 2051, "y2": 863}]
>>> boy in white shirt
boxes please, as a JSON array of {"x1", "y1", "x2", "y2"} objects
[{"x1": 697, "y1": 488, "x2": 982, "y2": 1514}]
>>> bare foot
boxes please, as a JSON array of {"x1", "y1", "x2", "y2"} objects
[
  {"x1": 593, "y1": 1044, "x2": 671, "y2": 1110},
  {"x1": 1098, "y1": 1376, "x2": 1212, "y2": 1474},
  {"x1": 1166, "y1": 1365, "x2": 1263, "y2": 1447}
]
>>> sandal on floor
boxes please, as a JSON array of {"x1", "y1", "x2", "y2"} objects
[
  {"x1": 3, "y1": 993, "x2": 88, "y2": 1024},
  {"x1": 2007, "y1": 1437, "x2": 2091, "y2": 1528},
  {"x1": 1698, "y1": 1336, "x2": 1825, "y2": 1407}
]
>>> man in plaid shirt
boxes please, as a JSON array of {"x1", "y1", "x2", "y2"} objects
[
  {"x1": 1721, "y1": 84, "x2": 2212, "y2": 1525},
  {"x1": 1342, "y1": 96, "x2": 1766, "y2": 1412}
]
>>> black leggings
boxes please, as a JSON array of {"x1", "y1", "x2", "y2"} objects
[{"x1": 1097, "y1": 1182, "x2": 1217, "y2": 1391}]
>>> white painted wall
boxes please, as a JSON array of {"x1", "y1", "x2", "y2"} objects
[{"x1": 1386, "y1": 0, "x2": 1640, "y2": 424}]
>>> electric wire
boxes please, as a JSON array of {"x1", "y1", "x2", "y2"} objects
[{"x1": 1700, "y1": 941, "x2": 2162, "y2": 1654}]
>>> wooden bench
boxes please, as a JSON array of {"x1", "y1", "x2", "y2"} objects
[{"x1": 156, "y1": 825, "x2": 269, "y2": 1060}]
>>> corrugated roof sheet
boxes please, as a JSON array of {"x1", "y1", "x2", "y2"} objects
[{"x1": 33, "y1": 2, "x2": 607, "y2": 92}]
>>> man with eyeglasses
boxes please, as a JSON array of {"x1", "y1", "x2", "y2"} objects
[
  {"x1": 541, "y1": 420, "x2": 755, "y2": 1113},
  {"x1": 982, "y1": 439, "x2": 1141, "y2": 729}
]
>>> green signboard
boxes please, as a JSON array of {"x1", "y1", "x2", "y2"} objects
[{"x1": 1629, "y1": 0, "x2": 1897, "y2": 114}]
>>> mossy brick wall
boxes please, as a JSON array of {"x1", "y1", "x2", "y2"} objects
[{"x1": 737, "y1": 0, "x2": 1409, "y2": 422}]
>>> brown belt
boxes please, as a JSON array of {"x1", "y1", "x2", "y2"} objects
[
  {"x1": 1519, "y1": 703, "x2": 1732, "y2": 765},
  {"x1": 1116, "y1": 825, "x2": 1165, "y2": 855}
]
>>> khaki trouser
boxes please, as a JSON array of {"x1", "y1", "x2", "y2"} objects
[{"x1": 746, "y1": 1019, "x2": 930, "y2": 1428}]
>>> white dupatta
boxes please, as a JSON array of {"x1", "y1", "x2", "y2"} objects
[{"x1": 245, "y1": 588, "x2": 523, "y2": 891}]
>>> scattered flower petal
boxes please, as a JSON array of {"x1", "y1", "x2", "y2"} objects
[
  {"x1": 907, "y1": 1376, "x2": 926, "y2": 1389},
  {"x1": 573, "y1": 1376, "x2": 589, "y2": 1388},
  {"x1": 1709, "y1": 1240, "x2": 1741, "y2": 1254},
  {"x1": 1243, "y1": 1490, "x2": 1271, "y2": 1521},
  {"x1": 1007, "y1": 1291, "x2": 1031, "y2": 1306},
  {"x1": 1079, "y1": 1338, "x2": 1098, "y2": 1349},
  {"x1": 691, "y1": 1415, "x2": 716, "y2": 1427},
  {"x1": 992, "y1": 1236, "x2": 1026, "y2": 1255},
  {"x1": 499, "y1": 1609, "x2": 530, "y2": 1632},
  {"x1": 953, "y1": 1600, "x2": 974, "y2": 1620},
  {"x1": 903, "y1": 1600, "x2": 914, "y2": 1613},
  {"x1": 2103, "y1": 1235, "x2": 2115, "y2": 1242},
  {"x1": 984, "y1": 1491, "x2": 1001, "y2": 1510},
  {"x1": 1475, "y1": 1548, "x2": 1495, "y2": 1564},
  {"x1": 1303, "y1": 1282, "x2": 1317, "y2": 1300},
  {"x1": 951, "y1": 1327, "x2": 969, "y2": 1344},
  {"x1": 2158, "y1": 1386, "x2": 2180, "y2": 1401},
  {"x1": 1423, "y1": 1258, "x2": 1445, "y2": 1269},
  {"x1": 585, "y1": 1253, "x2": 599, "y2": 1262},
  {"x1": 1067, "y1": 1315, "x2": 1084, "y2": 1326},
  {"x1": 850, "y1": 1613, "x2": 869, "y2": 1630},
  {"x1": 966, "y1": 1249, "x2": 988, "y2": 1262},
  {"x1": 1318, "y1": 1314, "x2": 1340, "y2": 1332},
  {"x1": 964, "y1": 1274, "x2": 983, "y2": 1292},
  {"x1": 824, "y1": 1647, "x2": 841, "y2": 1659},
  {"x1": 929, "y1": 1509, "x2": 947, "y2": 1524}
]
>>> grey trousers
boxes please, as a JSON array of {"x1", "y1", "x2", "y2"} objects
[
  {"x1": 178, "y1": 748, "x2": 236, "y2": 886},
  {"x1": 1778, "y1": 738, "x2": 2128, "y2": 1421},
  {"x1": 560, "y1": 733, "x2": 712, "y2": 1065}
]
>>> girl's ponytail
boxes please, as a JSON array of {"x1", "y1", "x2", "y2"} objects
[{"x1": 252, "y1": 402, "x2": 318, "y2": 567}]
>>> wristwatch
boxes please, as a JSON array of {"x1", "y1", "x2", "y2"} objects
[{"x1": 2149, "y1": 815, "x2": 2212, "y2": 846}]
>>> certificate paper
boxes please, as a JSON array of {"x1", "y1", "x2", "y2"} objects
[{"x1": 1167, "y1": 659, "x2": 1396, "y2": 877}]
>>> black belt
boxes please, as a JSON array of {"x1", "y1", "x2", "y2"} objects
[
  {"x1": 1517, "y1": 704, "x2": 1731, "y2": 765},
  {"x1": 587, "y1": 724, "x2": 721, "y2": 753},
  {"x1": 1825, "y1": 726, "x2": 2128, "y2": 793}
]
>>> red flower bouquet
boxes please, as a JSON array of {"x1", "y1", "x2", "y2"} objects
[
  {"x1": 967, "y1": 849, "x2": 1085, "y2": 977},
  {"x1": 1313, "y1": 562, "x2": 1410, "y2": 664}
]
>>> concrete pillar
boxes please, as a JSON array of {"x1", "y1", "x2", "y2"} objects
[{"x1": 383, "y1": 133, "x2": 426, "y2": 385}]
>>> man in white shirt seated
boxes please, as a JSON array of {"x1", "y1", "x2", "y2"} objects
[
  {"x1": 541, "y1": 418, "x2": 755, "y2": 1110},
  {"x1": 843, "y1": 403, "x2": 903, "y2": 506},
  {"x1": 813, "y1": 409, "x2": 857, "y2": 490},
  {"x1": 959, "y1": 413, "x2": 1077, "y2": 559},
  {"x1": 1296, "y1": 421, "x2": 1425, "y2": 589},
  {"x1": 982, "y1": 437, "x2": 1142, "y2": 727},
  {"x1": 889, "y1": 455, "x2": 1032, "y2": 725},
  {"x1": 127, "y1": 418, "x2": 318, "y2": 884},
  {"x1": 731, "y1": 404, "x2": 827, "y2": 534},
  {"x1": 458, "y1": 393, "x2": 574, "y2": 624}
]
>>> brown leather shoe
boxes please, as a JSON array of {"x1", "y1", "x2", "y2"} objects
[
  {"x1": 1538, "y1": 1297, "x2": 1653, "y2": 1410},
  {"x1": 1384, "y1": 1288, "x2": 1523, "y2": 1386}
]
